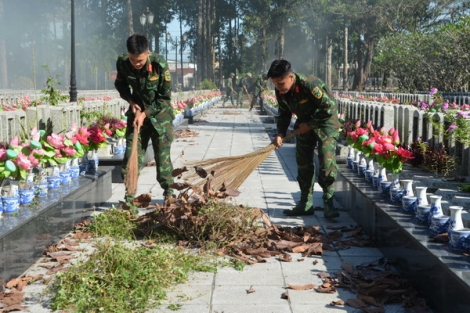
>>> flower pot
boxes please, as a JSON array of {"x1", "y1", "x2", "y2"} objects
[
  {"x1": 59, "y1": 171, "x2": 71, "y2": 185},
  {"x1": 448, "y1": 228, "x2": 470, "y2": 251},
  {"x1": 402, "y1": 195, "x2": 417, "y2": 214},
  {"x1": 365, "y1": 170, "x2": 374, "y2": 183},
  {"x1": 70, "y1": 167, "x2": 80, "y2": 178},
  {"x1": 415, "y1": 205, "x2": 431, "y2": 225},
  {"x1": 352, "y1": 161, "x2": 359, "y2": 173},
  {"x1": 47, "y1": 176, "x2": 61, "y2": 189},
  {"x1": 34, "y1": 183, "x2": 48, "y2": 197},
  {"x1": 2, "y1": 196, "x2": 19, "y2": 213},
  {"x1": 380, "y1": 181, "x2": 392, "y2": 197},
  {"x1": 448, "y1": 206, "x2": 464, "y2": 232},
  {"x1": 429, "y1": 215, "x2": 450, "y2": 235},
  {"x1": 19, "y1": 189, "x2": 35, "y2": 205}
]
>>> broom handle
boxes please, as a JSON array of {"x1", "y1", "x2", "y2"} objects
[{"x1": 281, "y1": 131, "x2": 297, "y2": 143}]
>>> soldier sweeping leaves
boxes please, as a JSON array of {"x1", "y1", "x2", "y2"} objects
[{"x1": 267, "y1": 59, "x2": 342, "y2": 218}]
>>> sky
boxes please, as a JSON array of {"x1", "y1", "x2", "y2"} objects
[{"x1": 162, "y1": 19, "x2": 190, "y2": 62}]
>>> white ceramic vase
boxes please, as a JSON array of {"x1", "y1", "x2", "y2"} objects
[
  {"x1": 401, "y1": 180, "x2": 414, "y2": 197},
  {"x1": 415, "y1": 186, "x2": 428, "y2": 206},
  {"x1": 428, "y1": 195, "x2": 443, "y2": 224},
  {"x1": 448, "y1": 206, "x2": 464, "y2": 231}
]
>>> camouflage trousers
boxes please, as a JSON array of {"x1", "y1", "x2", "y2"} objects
[
  {"x1": 296, "y1": 130, "x2": 338, "y2": 202},
  {"x1": 249, "y1": 91, "x2": 263, "y2": 110},
  {"x1": 121, "y1": 118, "x2": 174, "y2": 197},
  {"x1": 222, "y1": 90, "x2": 235, "y2": 106}
]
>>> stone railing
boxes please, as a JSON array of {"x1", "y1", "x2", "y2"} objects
[
  {"x1": 336, "y1": 98, "x2": 470, "y2": 176},
  {"x1": 0, "y1": 90, "x2": 212, "y2": 143},
  {"x1": 336, "y1": 91, "x2": 470, "y2": 106}
]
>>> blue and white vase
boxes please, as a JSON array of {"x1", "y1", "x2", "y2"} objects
[
  {"x1": 59, "y1": 171, "x2": 71, "y2": 185},
  {"x1": 2, "y1": 197, "x2": 19, "y2": 213},
  {"x1": 430, "y1": 215, "x2": 450, "y2": 235},
  {"x1": 70, "y1": 158, "x2": 80, "y2": 178},
  {"x1": 416, "y1": 204, "x2": 432, "y2": 225},
  {"x1": 347, "y1": 147, "x2": 355, "y2": 169},
  {"x1": 448, "y1": 206, "x2": 464, "y2": 232},
  {"x1": 35, "y1": 183, "x2": 48, "y2": 197},
  {"x1": 402, "y1": 195, "x2": 417, "y2": 213},
  {"x1": 428, "y1": 195, "x2": 443, "y2": 224},
  {"x1": 389, "y1": 174, "x2": 401, "y2": 203},
  {"x1": 19, "y1": 189, "x2": 35, "y2": 205},
  {"x1": 448, "y1": 228, "x2": 470, "y2": 251},
  {"x1": 86, "y1": 150, "x2": 99, "y2": 175},
  {"x1": 415, "y1": 186, "x2": 428, "y2": 206}
]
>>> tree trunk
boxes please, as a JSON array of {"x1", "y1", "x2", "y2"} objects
[
  {"x1": 0, "y1": 0, "x2": 7, "y2": 88},
  {"x1": 127, "y1": 0, "x2": 134, "y2": 36},
  {"x1": 196, "y1": 0, "x2": 204, "y2": 85},
  {"x1": 326, "y1": 37, "x2": 332, "y2": 88},
  {"x1": 343, "y1": 26, "x2": 348, "y2": 91}
]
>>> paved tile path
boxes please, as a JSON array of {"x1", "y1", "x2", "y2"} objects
[{"x1": 19, "y1": 100, "x2": 408, "y2": 313}]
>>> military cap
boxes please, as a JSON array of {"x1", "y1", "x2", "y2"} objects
[
  {"x1": 246, "y1": 72, "x2": 252, "y2": 78},
  {"x1": 229, "y1": 72, "x2": 235, "y2": 76}
]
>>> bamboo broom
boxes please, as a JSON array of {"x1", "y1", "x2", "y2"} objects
[
  {"x1": 124, "y1": 127, "x2": 140, "y2": 196},
  {"x1": 184, "y1": 132, "x2": 297, "y2": 190}
]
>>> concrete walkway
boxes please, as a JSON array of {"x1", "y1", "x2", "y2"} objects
[{"x1": 20, "y1": 99, "x2": 407, "y2": 313}]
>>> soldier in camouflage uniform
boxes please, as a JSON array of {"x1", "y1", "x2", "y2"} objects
[
  {"x1": 222, "y1": 73, "x2": 236, "y2": 107},
  {"x1": 114, "y1": 34, "x2": 174, "y2": 200},
  {"x1": 267, "y1": 59, "x2": 342, "y2": 218},
  {"x1": 237, "y1": 73, "x2": 253, "y2": 107},
  {"x1": 249, "y1": 72, "x2": 268, "y2": 112}
]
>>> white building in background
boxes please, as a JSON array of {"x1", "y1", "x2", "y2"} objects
[{"x1": 166, "y1": 60, "x2": 196, "y2": 90}]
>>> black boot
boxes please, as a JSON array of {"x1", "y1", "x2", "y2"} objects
[
  {"x1": 323, "y1": 197, "x2": 339, "y2": 219},
  {"x1": 283, "y1": 194, "x2": 314, "y2": 216}
]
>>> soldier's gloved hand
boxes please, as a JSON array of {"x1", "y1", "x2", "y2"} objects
[{"x1": 296, "y1": 122, "x2": 310, "y2": 135}]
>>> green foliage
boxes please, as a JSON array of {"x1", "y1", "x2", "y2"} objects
[
  {"x1": 197, "y1": 79, "x2": 217, "y2": 90},
  {"x1": 40, "y1": 65, "x2": 68, "y2": 106},
  {"x1": 375, "y1": 16, "x2": 470, "y2": 91},
  {"x1": 86, "y1": 207, "x2": 137, "y2": 240},
  {"x1": 49, "y1": 240, "x2": 215, "y2": 313},
  {"x1": 408, "y1": 139, "x2": 458, "y2": 176}
]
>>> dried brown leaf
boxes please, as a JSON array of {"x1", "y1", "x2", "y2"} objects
[
  {"x1": 172, "y1": 166, "x2": 188, "y2": 178},
  {"x1": 3, "y1": 304, "x2": 27, "y2": 312},
  {"x1": 246, "y1": 286, "x2": 255, "y2": 294},
  {"x1": 224, "y1": 188, "x2": 240, "y2": 197},
  {"x1": 287, "y1": 283, "x2": 315, "y2": 290},
  {"x1": 194, "y1": 166, "x2": 208, "y2": 178},
  {"x1": 330, "y1": 299, "x2": 345, "y2": 306},
  {"x1": 278, "y1": 253, "x2": 292, "y2": 262}
]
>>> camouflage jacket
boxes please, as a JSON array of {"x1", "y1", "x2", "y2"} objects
[
  {"x1": 114, "y1": 53, "x2": 174, "y2": 126},
  {"x1": 253, "y1": 76, "x2": 266, "y2": 94},
  {"x1": 275, "y1": 73, "x2": 342, "y2": 140}
]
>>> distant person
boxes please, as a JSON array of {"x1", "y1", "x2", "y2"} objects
[
  {"x1": 114, "y1": 34, "x2": 174, "y2": 201},
  {"x1": 222, "y1": 73, "x2": 236, "y2": 107},
  {"x1": 237, "y1": 73, "x2": 252, "y2": 107},
  {"x1": 249, "y1": 72, "x2": 268, "y2": 112},
  {"x1": 267, "y1": 59, "x2": 342, "y2": 218}
]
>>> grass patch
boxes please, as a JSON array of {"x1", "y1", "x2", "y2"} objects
[
  {"x1": 86, "y1": 207, "x2": 137, "y2": 240},
  {"x1": 50, "y1": 240, "x2": 216, "y2": 313}
]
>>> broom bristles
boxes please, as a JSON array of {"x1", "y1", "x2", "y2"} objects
[
  {"x1": 184, "y1": 132, "x2": 296, "y2": 190},
  {"x1": 124, "y1": 130, "x2": 139, "y2": 196}
]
